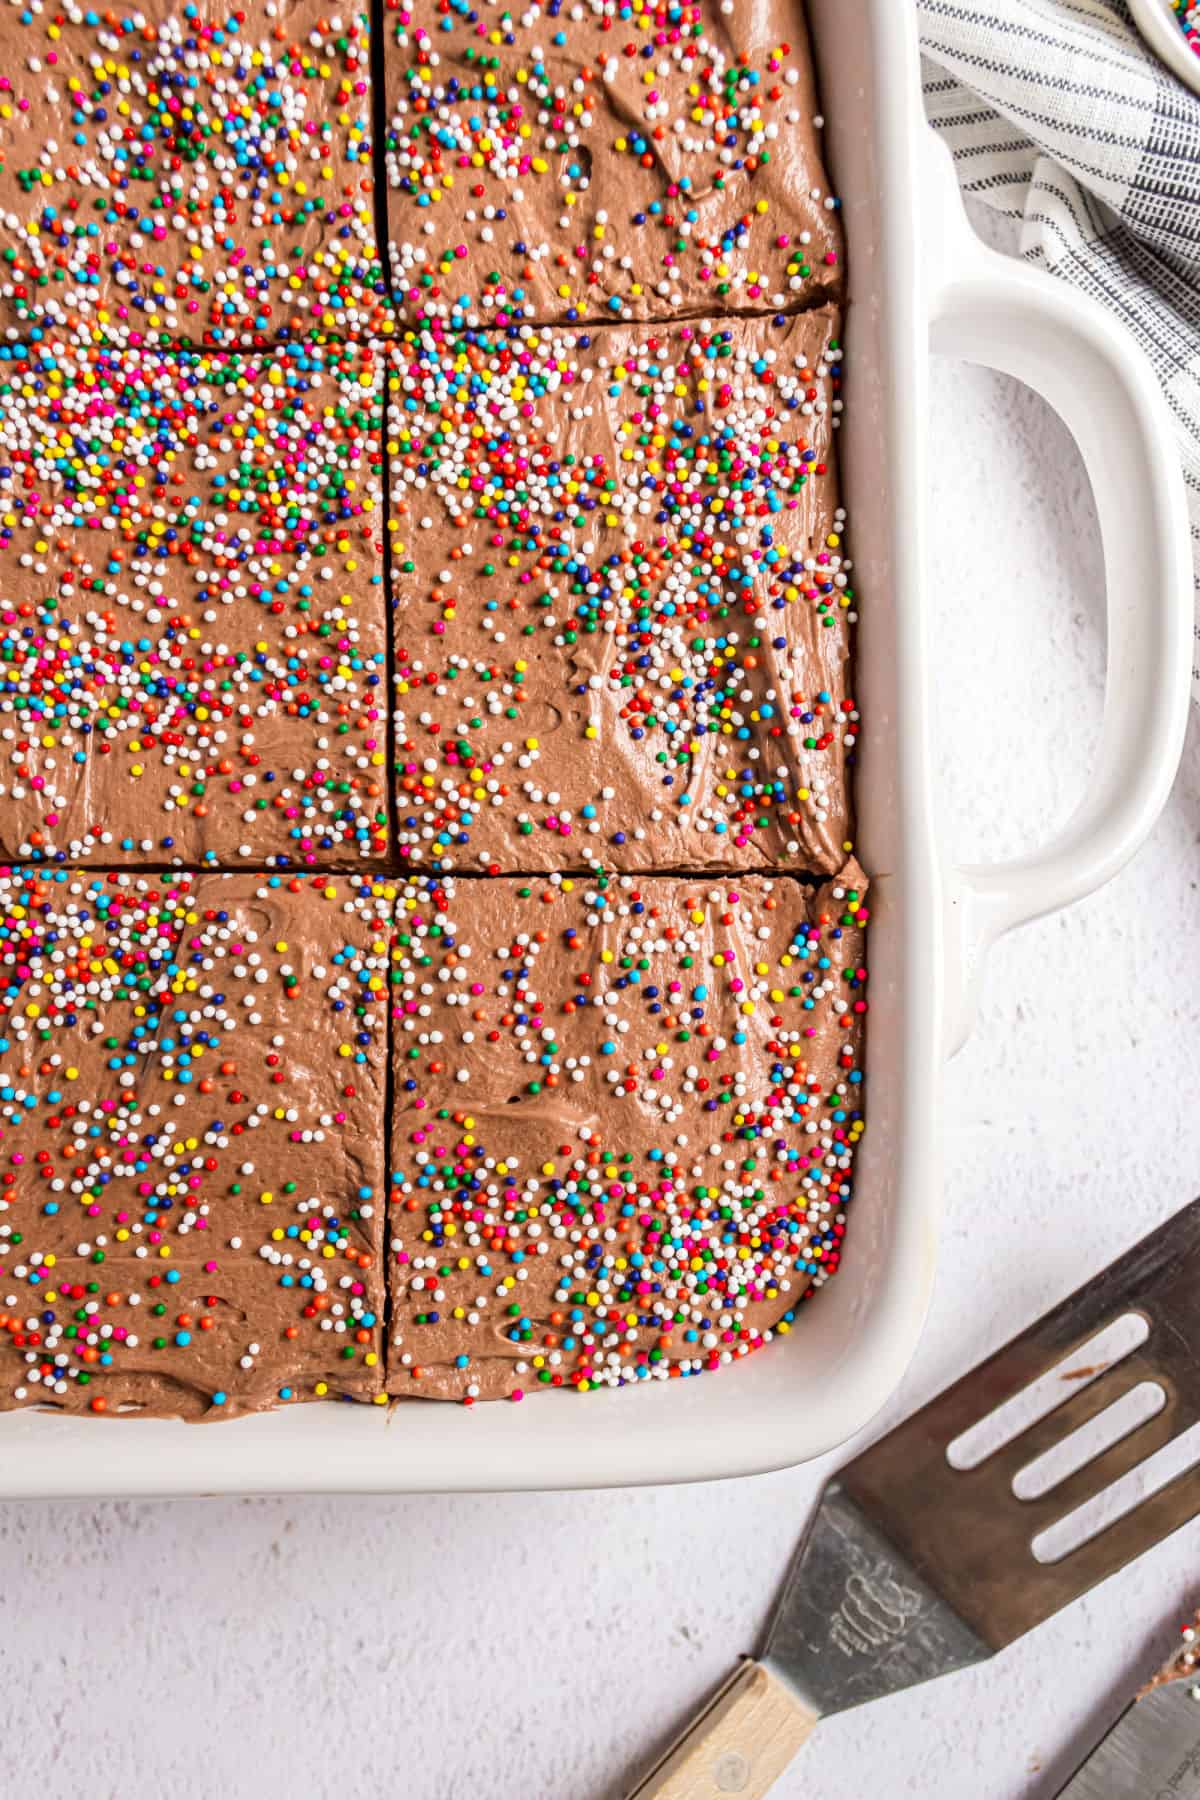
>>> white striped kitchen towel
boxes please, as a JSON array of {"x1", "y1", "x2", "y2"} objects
[{"x1": 917, "y1": 0, "x2": 1200, "y2": 695}]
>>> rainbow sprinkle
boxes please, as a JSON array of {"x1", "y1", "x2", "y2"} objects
[
  {"x1": 0, "y1": 337, "x2": 387, "y2": 864},
  {"x1": 0, "y1": 867, "x2": 392, "y2": 1415},
  {"x1": 0, "y1": 1, "x2": 388, "y2": 344},
  {"x1": 385, "y1": 868, "x2": 867, "y2": 1402},
  {"x1": 0, "y1": 0, "x2": 865, "y2": 1417},
  {"x1": 387, "y1": 309, "x2": 855, "y2": 872},
  {"x1": 1174, "y1": 1, "x2": 1200, "y2": 54},
  {"x1": 383, "y1": 0, "x2": 842, "y2": 325}
]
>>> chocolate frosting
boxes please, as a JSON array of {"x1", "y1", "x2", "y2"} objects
[
  {"x1": 384, "y1": 0, "x2": 843, "y2": 326},
  {"x1": 0, "y1": 340, "x2": 388, "y2": 865},
  {"x1": 0, "y1": 0, "x2": 867, "y2": 1420},
  {"x1": 0, "y1": 0, "x2": 388, "y2": 344},
  {"x1": 386, "y1": 865, "x2": 867, "y2": 1402},
  {"x1": 0, "y1": 869, "x2": 389, "y2": 1417},
  {"x1": 390, "y1": 307, "x2": 855, "y2": 873},
  {"x1": 1140, "y1": 1614, "x2": 1200, "y2": 1698}
]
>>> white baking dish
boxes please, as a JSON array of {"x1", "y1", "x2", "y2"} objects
[
  {"x1": 1128, "y1": 0, "x2": 1200, "y2": 99},
  {"x1": 0, "y1": 0, "x2": 1189, "y2": 1496}
]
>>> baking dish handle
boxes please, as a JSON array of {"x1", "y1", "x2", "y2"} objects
[{"x1": 922, "y1": 133, "x2": 1193, "y2": 1056}]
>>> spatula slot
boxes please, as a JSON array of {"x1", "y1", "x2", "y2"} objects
[
  {"x1": 945, "y1": 1313, "x2": 1150, "y2": 1471},
  {"x1": 1030, "y1": 1418, "x2": 1200, "y2": 1564},
  {"x1": 1011, "y1": 1380, "x2": 1165, "y2": 1500}
]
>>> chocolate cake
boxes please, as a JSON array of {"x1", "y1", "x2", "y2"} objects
[
  {"x1": 1143, "y1": 1611, "x2": 1200, "y2": 1697},
  {"x1": 0, "y1": 0, "x2": 865, "y2": 1419},
  {"x1": 0, "y1": 867, "x2": 390, "y2": 1414},
  {"x1": 388, "y1": 306, "x2": 854, "y2": 873},
  {"x1": 383, "y1": 0, "x2": 842, "y2": 326},
  {"x1": 0, "y1": 337, "x2": 388, "y2": 865},
  {"x1": 386, "y1": 866, "x2": 866, "y2": 1401},
  {"x1": 0, "y1": 0, "x2": 388, "y2": 345}
]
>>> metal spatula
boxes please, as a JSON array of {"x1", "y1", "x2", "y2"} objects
[
  {"x1": 628, "y1": 1195, "x2": 1200, "y2": 1800},
  {"x1": 1055, "y1": 1647, "x2": 1200, "y2": 1798}
]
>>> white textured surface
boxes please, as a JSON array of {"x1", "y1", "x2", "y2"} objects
[{"x1": 9, "y1": 212, "x2": 1200, "y2": 1799}]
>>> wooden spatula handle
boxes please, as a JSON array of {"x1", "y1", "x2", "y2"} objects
[{"x1": 626, "y1": 1659, "x2": 818, "y2": 1799}]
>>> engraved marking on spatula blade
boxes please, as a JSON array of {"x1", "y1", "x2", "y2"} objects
[
  {"x1": 761, "y1": 1483, "x2": 989, "y2": 1717},
  {"x1": 827, "y1": 1571, "x2": 924, "y2": 1657}
]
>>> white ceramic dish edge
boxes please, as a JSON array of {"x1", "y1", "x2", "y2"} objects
[
  {"x1": 1128, "y1": 0, "x2": 1200, "y2": 98},
  {"x1": 0, "y1": 0, "x2": 1189, "y2": 1496}
]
